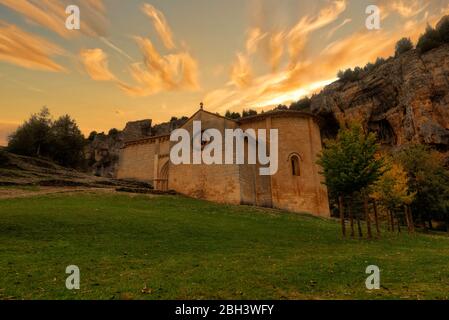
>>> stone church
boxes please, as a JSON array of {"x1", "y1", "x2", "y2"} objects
[{"x1": 117, "y1": 108, "x2": 330, "y2": 217}]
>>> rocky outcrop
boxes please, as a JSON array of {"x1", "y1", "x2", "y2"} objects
[
  {"x1": 85, "y1": 117, "x2": 188, "y2": 178},
  {"x1": 311, "y1": 43, "x2": 449, "y2": 150}
]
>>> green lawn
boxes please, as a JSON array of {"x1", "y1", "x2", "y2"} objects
[{"x1": 1, "y1": 192, "x2": 449, "y2": 300}]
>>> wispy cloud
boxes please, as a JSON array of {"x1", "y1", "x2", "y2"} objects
[
  {"x1": 204, "y1": 0, "x2": 447, "y2": 112},
  {"x1": 205, "y1": 0, "x2": 348, "y2": 111},
  {"x1": 79, "y1": 48, "x2": 116, "y2": 81},
  {"x1": 119, "y1": 37, "x2": 199, "y2": 97},
  {"x1": 142, "y1": 3, "x2": 176, "y2": 50},
  {"x1": 0, "y1": 22, "x2": 66, "y2": 72},
  {"x1": 0, "y1": 0, "x2": 108, "y2": 38}
]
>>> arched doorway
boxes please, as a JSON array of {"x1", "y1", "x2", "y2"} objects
[{"x1": 155, "y1": 161, "x2": 169, "y2": 191}]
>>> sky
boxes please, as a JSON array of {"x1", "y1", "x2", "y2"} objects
[{"x1": 1, "y1": 0, "x2": 449, "y2": 145}]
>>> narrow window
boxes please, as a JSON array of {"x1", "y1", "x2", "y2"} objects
[{"x1": 291, "y1": 155, "x2": 300, "y2": 176}]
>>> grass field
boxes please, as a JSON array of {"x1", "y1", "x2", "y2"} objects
[{"x1": 1, "y1": 191, "x2": 449, "y2": 300}]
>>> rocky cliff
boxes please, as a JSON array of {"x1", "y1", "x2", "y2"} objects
[
  {"x1": 311, "y1": 44, "x2": 449, "y2": 150},
  {"x1": 85, "y1": 117, "x2": 187, "y2": 178}
]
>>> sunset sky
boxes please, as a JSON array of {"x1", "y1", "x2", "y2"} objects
[{"x1": 1, "y1": 0, "x2": 448, "y2": 145}]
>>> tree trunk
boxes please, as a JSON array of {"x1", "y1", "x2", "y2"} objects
[
  {"x1": 338, "y1": 196, "x2": 346, "y2": 237},
  {"x1": 389, "y1": 209, "x2": 395, "y2": 232},
  {"x1": 397, "y1": 213, "x2": 401, "y2": 233},
  {"x1": 387, "y1": 208, "x2": 391, "y2": 232},
  {"x1": 407, "y1": 206, "x2": 415, "y2": 233},
  {"x1": 428, "y1": 217, "x2": 433, "y2": 230},
  {"x1": 404, "y1": 206, "x2": 411, "y2": 233},
  {"x1": 356, "y1": 214, "x2": 363, "y2": 238},
  {"x1": 364, "y1": 195, "x2": 372, "y2": 239},
  {"x1": 372, "y1": 199, "x2": 380, "y2": 237},
  {"x1": 348, "y1": 197, "x2": 354, "y2": 238}
]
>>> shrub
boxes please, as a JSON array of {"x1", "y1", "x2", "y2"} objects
[
  {"x1": 225, "y1": 110, "x2": 241, "y2": 119},
  {"x1": 417, "y1": 25, "x2": 442, "y2": 53},
  {"x1": 290, "y1": 97, "x2": 311, "y2": 111},
  {"x1": 395, "y1": 38, "x2": 414, "y2": 56},
  {"x1": 436, "y1": 16, "x2": 449, "y2": 43},
  {"x1": 0, "y1": 149, "x2": 8, "y2": 166},
  {"x1": 242, "y1": 109, "x2": 258, "y2": 117}
]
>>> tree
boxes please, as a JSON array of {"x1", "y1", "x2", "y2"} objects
[
  {"x1": 225, "y1": 110, "x2": 241, "y2": 119},
  {"x1": 8, "y1": 107, "x2": 52, "y2": 157},
  {"x1": 290, "y1": 97, "x2": 311, "y2": 111},
  {"x1": 417, "y1": 25, "x2": 442, "y2": 53},
  {"x1": 0, "y1": 148, "x2": 8, "y2": 167},
  {"x1": 242, "y1": 109, "x2": 258, "y2": 117},
  {"x1": 87, "y1": 131, "x2": 98, "y2": 141},
  {"x1": 48, "y1": 115, "x2": 85, "y2": 168},
  {"x1": 371, "y1": 158, "x2": 415, "y2": 233},
  {"x1": 8, "y1": 108, "x2": 86, "y2": 168},
  {"x1": 436, "y1": 16, "x2": 449, "y2": 43},
  {"x1": 317, "y1": 123, "x2": 386, "y2": 238},
  {"x1": 396, "y1": 144, "x2": 449, "y2": 230},
  {"x1": 108, "y1": 128, "x2": 120, "y2": 136},
  {"x1": 395, "y1": 38, "x2": 414, "y2": 56}
]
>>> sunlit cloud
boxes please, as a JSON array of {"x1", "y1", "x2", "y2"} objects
[
  {"x1": 79, "y1": 48, "x2": 116, "y2": 81},
  {"x1": 287, "y1": 0, "x2": 347, "y2": 66},
  {"x1": 142, "y1": 3, "x2": 176, "y2": 50},
  {"x1": 0, "y1": 0, "x2": 108, "y2": 38},
  {"x1": 230, "y1": 53, "x2": 253, "y2": 88},
  {"x1": 0, "y1": 22, "x2": 66, "y2": 72},
  {"x1": 118, "y1": 37, "x2": 199, "y2": 97},
  {"x1": 327, "y1": 18, "x2": 352, "y2": 39}
]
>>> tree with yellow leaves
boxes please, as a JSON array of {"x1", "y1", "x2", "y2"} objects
[{"x1": 371, "y1": 157, "x2": 416, "y2": 233}]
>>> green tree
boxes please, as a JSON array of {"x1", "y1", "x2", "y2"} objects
[
  {"x1": 87, "y1": 131, "x2": 98, "y2": 142},
  {"x1": 371, "y1": 158, "x2": 416, "y2": 232},
  {"x1": 396, "y1": 144, "x2": 449, "y2": 230},
  {"x1": 317, "y1": 124, "x2": 386, "y2": 238},
  {"x1": 0, "y1": 148, "x2": 8, "y2": 167},
  {"x1": 436, "y1": 16, "x2": 449, "y2": 43},
  {"x1": 49, "y1": 115, "x2": 86, "y2": 168},
  {"x1": 7, "y1": 107, "x2": 52, "y2": 157},
  {"x1": 395, "y1": 38, "x2": 414, "y2": 56},
  {"x1": 290, "y1": 97, "x2": 311, "y2": 111},
  {"x1": 242, "y1": 109, "x2": 258, "y2": 117},
  {"x1": 225, "y1": 110, "x2": 241, "y2": 119},
  {"x1": 417, "y1": 25, "x2": 442, "y2": 53}
]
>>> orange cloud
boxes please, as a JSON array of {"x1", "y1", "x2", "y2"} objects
[
  {"x1": 0, "y1": 22, "x2": 66, "y2": 72},
  {"x1": 79, "y1": 48, "x2": 116, "y2": 81},
  {"x1": 118, "y1": 37, "x2": 199, "y2": 97},
  {"x1": 287, "y1": 0, "x2": 347, "y2": 66},
  {"x1": 142, "y1": 3, "x2": 176, "y2": 50},
  {"x1": 204, "y1": 0, "x2": 445, "y2": 113},
  {"x1": 230, "y1": 53, "x2": 253, "y2": 88},
  {"x1": 0, "y1": 0, "x2": 108, "y2": 38}
]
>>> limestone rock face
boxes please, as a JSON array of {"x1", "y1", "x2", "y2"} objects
[{"x1": 311, "y1": 44, "x2": 449, "y2": 149}]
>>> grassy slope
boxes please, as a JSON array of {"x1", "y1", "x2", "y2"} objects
[{"x1": 0, "y1": 192, "x2": 449, "y2": 300}]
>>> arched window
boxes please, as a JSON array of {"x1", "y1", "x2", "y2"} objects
[{"x1": 291, "y1": 155, "x2": 300, "y2": 176}]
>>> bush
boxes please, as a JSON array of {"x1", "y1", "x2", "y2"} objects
[
  {"x1": 242, "y1": 109, "x2": 258, "y2": 117},
  {"x1": 290, "y1": 97, "x2": 311, "y2": 111},
  {"x1": 395, "y1": 38, "x2": 414, "y2": 56},
  {"x1": 0, "y1": 149, "x2": 8, "y2": 166},
  {"x1": 436, "y1": 16, "x2": 449, "y2": 43},
  {"x1": 108, "y1": 128, "x2": 119, "y2": 136},
  {"x1": 417, "y1": 25, "x2": 442, "y2": 53},
  {"x1": 225, "y1": 110, "x2": 241, "y2": 119},
  {"x1": 87, "y1": 131, "x2": 97, "y2": 141}
]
